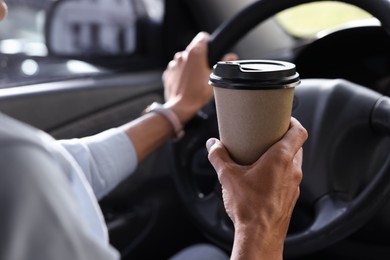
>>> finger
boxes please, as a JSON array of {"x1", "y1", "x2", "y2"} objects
[
  {"x1": 174, "y1": 52, "x2": 183, "y2": 61},
  {"x1": 269, "y1": 117, "x2": 308, "y2": 158},
  {"x1": 186, "y1": 32, "x2": 210, "y2": 51},
  {"x1": 162, "y1": 61, "x2": 175, "y2": 84},
  {"x1": 221, "y1": 53, "x2": 239, "y2": 62},
  {"x1": 292, "y1": 148, "x2": 304, "y2": 185},
  {"x1": 162, "y1": 68, "x2": 170, "y2": 83},
  {"x1": 290, "y1": 117, "x2": 309, "y2": 145},
  {"x1": 206, "y1": 138, "x2": 234, "y2": 173},
  {"x1": 167, "y1": 60, "x2": 176, "y2": 69},
  {"x1": 293, "y1": 148, "x2": 303, "y2": 167}
]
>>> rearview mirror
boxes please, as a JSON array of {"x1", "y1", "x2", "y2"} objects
[{"x1": 45, "y1": 0, "x2": 164, "y2": 60}]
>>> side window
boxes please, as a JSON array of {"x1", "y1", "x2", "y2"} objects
[{"x1": 0, "y1": 0, "x2": 165, "y2": 88}]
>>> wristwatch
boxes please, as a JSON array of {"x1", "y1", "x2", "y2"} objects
[{"x1": 144, "y1": 102, "x2": 185, "y2": 139}]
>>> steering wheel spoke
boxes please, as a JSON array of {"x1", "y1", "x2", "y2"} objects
[{"x1": 311, "y1": 194, "x2": 349, "y2": 232}]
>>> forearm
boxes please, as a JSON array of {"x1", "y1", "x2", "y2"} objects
[
  {"x1": 231, "y1": 225, "x2": 284, "y2": 260},
  {"x1": 119, "y1": 109, "x2": 176, "y2": 163},
  {"x1": 122, "y1": 32, "x2": 231, "y2": 165}
]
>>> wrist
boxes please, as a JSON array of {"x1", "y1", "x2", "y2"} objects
[
  {"x1": 164, "y1": 100, "x2": 198, "y2": 125},
  {"x1": 144, "y1": 102, "x2": 184, "y2": 139},
  {"x1": 233, "y1": 224, "x2": 284, "y2": 259}
]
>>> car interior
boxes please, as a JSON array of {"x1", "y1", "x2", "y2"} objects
[{"x1": 1, "y1": 0, "x2": 390, "y2": 259}]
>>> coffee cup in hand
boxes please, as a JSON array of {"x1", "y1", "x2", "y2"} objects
[{"x1": 209, "y1": 60, "x2": 300, "y2": 165}]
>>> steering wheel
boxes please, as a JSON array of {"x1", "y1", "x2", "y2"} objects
[{"x1": 172, "y1": 0, "x2": 390, "y2": 258}]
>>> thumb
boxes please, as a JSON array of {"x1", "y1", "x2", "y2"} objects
[{"x1": 206, "y1": 138, "x2": 234, "y2": 173}]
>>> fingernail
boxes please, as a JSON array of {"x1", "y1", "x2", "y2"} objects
[{"x1": 206, "y1": 138, "x2": 216, "y2": 152}]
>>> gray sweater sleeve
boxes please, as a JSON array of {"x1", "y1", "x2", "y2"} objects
[
  {"x1": 58, "y1": 128, "x2": 138, "y2": 200},
  {"x1": 0, "y1": 142, "x2": 119, "y2": 260}
]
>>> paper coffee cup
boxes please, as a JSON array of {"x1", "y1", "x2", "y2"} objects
[{"x1": 209, "y1": 60, "x2": 300, "y2": 165}]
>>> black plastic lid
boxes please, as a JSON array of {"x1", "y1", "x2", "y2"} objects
[{"x1": 209, "y1": 60, "x2": 300, "y2": 90}]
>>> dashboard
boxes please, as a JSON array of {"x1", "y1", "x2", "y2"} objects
[{"x1": 294, "y1": 25, "x2": 390, "y2": 96}]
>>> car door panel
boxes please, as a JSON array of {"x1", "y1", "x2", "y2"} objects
[{"x1": 0, "y1": 70, "x2": 164, "y2": 138}]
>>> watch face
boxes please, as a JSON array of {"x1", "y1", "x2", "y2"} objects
[{"x1": 143, "y1": 102, "x2": 161, "y2": 115}]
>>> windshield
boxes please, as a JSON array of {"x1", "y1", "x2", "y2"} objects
[
  {"x1": 276, "y1": 2, "x2": 373, "y2": 38},
  {"x1": 1, "y1": 1, "x2": 375, "y2": 54}
]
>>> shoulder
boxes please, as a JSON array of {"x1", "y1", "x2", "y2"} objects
[
  {"x1": 0, "y1": 112, "x2": 55, "y2": 150},
  {"x1": 0, "y1": 113, "x2": 69, "y2": 191},
  {"x1": 0, "y1": 113, "x2": 119, "y2": 260},
  {"x1": 0, "y1": 113, "x2": 73, "y2": 195}
]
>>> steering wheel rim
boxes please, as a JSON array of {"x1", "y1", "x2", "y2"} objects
[
  {"x1": 172, "y1": 0, "x2": 390, "y2": 258},
  {"x1": 208, "y1": 0, "x2": 390, "y2": 67}
]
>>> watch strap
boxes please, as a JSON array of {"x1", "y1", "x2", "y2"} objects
[{"x1": 144, "y1": 102, "x2": 184, "y2": 139}]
